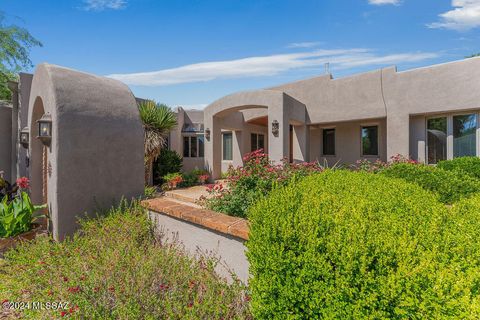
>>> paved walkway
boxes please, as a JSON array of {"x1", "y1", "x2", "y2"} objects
[{"x1": 164, "y1": 184, "x2": 211, "y2": 204}]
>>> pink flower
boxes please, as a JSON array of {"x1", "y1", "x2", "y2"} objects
[{"x1": 16, "y1": 177, "x2": 29, "y2": 189}]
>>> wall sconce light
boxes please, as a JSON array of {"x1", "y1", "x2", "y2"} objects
[
  {"x1": 205, "y1": 128, "x2": 211, "y2": 140},
  {"x1": 20, "y1": 127, "x2": 29, "y2": 149},
  {"x1": 37, "y1": 113, "x2": 52, "y2": 146},
  {"x1": 272, "y1": 120, "x2": 279, "y2": 137}
]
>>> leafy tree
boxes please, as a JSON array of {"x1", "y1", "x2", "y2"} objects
[
  {"x1": 0, "y1": 12, "x2": 42, "y2": 100},
  {"x1": 138, "y1": 101, "x2": 177, "y2": 185}
]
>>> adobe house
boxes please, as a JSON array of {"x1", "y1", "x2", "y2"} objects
[
  {"x1": 202, "y1": 57, "x2": 480, "y2": 178},
  {"x1": 3, "y1": 63, "x2": 144, "y2": 240}
]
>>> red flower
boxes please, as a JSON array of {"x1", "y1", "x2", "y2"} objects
[
  {"x1": 187, "y1": 302, "x2": 193, "y2": 308},
  {"x1": 67, "y1": 286, "x2": 80, "y2": 294},
  {"x1": 16, "y1": 177, "x2": 29, "y2": 189},
  {"x1": 62, "y1": 276, "x2": 69, "y2": 282},
  {"x1": 60, "y1": 311, "x2": 68, "y2": 317}
]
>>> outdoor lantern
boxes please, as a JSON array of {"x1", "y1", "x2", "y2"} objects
[
  {"x1": 20, "y1": 127, "x2": 29, "y2": 149},
  {"x1": 37, "y1": 113, "x2": 52, "y2": 146},
  {"x1": 205, "y1": 128, "x2": 211, "y2": 140},
  {"x1": 272, "y1": 120, "x2": 279, "y2": 137}
]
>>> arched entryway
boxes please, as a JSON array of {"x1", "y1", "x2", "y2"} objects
[
  {"x1": 26, "y1": 63, "x2": 145, "y2": 240},
  {"x1": 29, "y1": 97, "x2": 50, "y2": 230}
]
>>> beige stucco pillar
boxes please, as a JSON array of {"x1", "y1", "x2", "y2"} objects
[
  {"x1": 292, "y1": 124, "x2": 309, "y2": 162},
  {"x1": 232, "y1": 130, "x2": 243, "y2": 168},
  {"x1": 205, "y1": 116, "x2": 222, "y2": 179},
  {"x1": 387, "y1": 113, "x2": 410, "y2": 159},
  {"x1": 268, "y1": 104, "x2": 289, "y2": 163}
]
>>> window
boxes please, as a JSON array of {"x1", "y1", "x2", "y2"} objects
[
  {"x1": 223, "y1": 132, "x2": 233, "y2": 161},
  {"x1": 453, "y1": 114, "x2": 477, "y2": 158},
  {"x1": 322, "y1": 128, "x2": 335, "y2": 156},
  {"x1": 427, "y1": 117, "x2": 447, "y2": 164},
  {"x1": 361, "y1": 126, "x2": 378, "y2": 156},
  {"x1": 183, "y1": 135, "x2": 204, "y2": 158},
  {"x1": 251, "y1": 133, "x2": 265, "y2": 152},
  {"x1": 190, "y1": 136, "x2": 197, "y2": 158}
]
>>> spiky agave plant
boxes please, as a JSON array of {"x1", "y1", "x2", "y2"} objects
[{"x1": 138, "y1": 101, "x2": 177, "y2": 185}]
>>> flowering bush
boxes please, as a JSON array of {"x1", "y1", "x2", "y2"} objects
[
  {"x1": 202, "y1": 149, "x2": 323, "y2": 218},
  {"x1": 162, "y1": 172, "x2": 183, "y2": 190},
  {"x1": 198, "y1": 174, "x2": 210, "y2": 185},
  {"x1": 0, "y1": 201, "x2": 251, "y2": 319},
  {"x1": 352, "y1": 154, "x2": 418, "y2": 173}
]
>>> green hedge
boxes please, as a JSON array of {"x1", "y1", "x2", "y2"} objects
[
  {"x1": 247, "y1": 170, "x2": 480, "y2": 319},
  {"x1": 380, "y1": 162, "x2": 480, "y2": 204},
  {"x1": 437, "y1": 156, "x2": 480, "y2": 179}
]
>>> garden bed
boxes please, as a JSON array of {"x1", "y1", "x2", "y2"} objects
[{"x1": 0, "y1": 223, "x2": 46, "y2": 257}]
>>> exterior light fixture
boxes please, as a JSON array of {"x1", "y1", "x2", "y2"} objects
[
  {"x1": 205, "y1": 128, "x2": 211, "y2": 140},
  {"x1": 272, "y1": 120, "x2": 279, "y2": 137},
  {"x1": 20, "y1": 127, "x2": 29, "y2": 149},
  {"x1": 37, "y1": 113, "x2": 52, "y2": 146}
]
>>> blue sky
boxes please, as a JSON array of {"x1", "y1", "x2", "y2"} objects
[{"x1": 2, "y1": 0, "x2": 480, "y2": 109}]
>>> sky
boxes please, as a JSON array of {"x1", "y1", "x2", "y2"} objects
[{"x1": 2, "y1": 0, "x2": 480, "y2": 109}]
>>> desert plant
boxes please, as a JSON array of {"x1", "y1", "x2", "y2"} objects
[
  {"x1": 380, "y1": 162, "x2": 480, "y2": 204},
  {"x1": 153, "y1": 149, "x2": 183, "y2": 185},
  {"x1": 437, "y1": 156, "x2": 480, "y2": 179},
  {"x1": 138, "y1": 101, "x2": 177, "y2": 185},
  {"x1": 247, "y1": 170, "x2": 480, "y2": 319},
  {"x1": 0, "y1": 201, "x2": 251, "y2": 319}
]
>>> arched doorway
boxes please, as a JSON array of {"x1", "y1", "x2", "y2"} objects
[{"x1": 29, "y1": 96, "x2": 49, "y2": 230}]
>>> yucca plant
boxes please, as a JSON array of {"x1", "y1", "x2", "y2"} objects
[{"x1": 138, "y1": 101, "x2": 177, "y2": 185}]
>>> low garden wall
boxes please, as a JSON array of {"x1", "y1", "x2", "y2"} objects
[{"x1": 143, "y1": 198, "x2": 249, "y2": 283}]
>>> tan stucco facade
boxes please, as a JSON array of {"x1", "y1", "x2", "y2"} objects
[{"x1": 200, "y1": 57, "x2": 480, "y2": 178}]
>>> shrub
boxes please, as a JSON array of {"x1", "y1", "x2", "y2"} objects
[
  {"x1": 247, "y1": 170, "x2": 480, "y2": 319},
  {"x1": 0, "y1": 201, "x2": 251, "y2": 319},
  {"x1": 437, "y1": 156, "x2": 480, "y2": 179},
  {"x1": 202, "y1": 149, "x2": 324, "y2": 218},
  {"x1": 380, "y1": 162, "x2": 480, "y2": 204},
  {"x1": 153, "y1": 149, "x2": 183, "y2": 185}
]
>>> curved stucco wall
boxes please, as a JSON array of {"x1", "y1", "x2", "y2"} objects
[
  {"x1": 28, "y1": 63, "x2": 144, "y2": 240},
  {"x1": 0, "y1": 103, "x2": 12, "y2": 181}
]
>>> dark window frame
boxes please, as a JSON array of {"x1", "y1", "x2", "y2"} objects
[
  {"x1": 251, "y1": 133, "x2": 265, "y2": 152},
  {"x1": 183, "y1": 134, "x2": 205, "y2": 158},
  {"x1": 223, "y1": 132, "x2": 233, "y2": 161},
  {"x1": 361, "y1": 125, "x2": 379, "y2": 156},
  {"x1": 322, "y1": 128, "x2": 336, "y2": 156}
]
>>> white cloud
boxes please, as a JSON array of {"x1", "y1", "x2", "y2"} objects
[
  {"x1": 428, "y1": 0, "x2": 480, "y2": 30},
  {"x1": 82, "y1": 0, "x2": 127, "y2": 11},
  {"x1": 368, "y1": 0, "x2": 401, "y2": 6},
  {"x1": 287, "y1": 42, "x2": 322, "y2": 48},
  {"x1": 108, "y1": 49, "x2": 439, "y2": 86}
]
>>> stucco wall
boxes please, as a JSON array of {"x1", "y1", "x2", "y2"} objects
[
  {"x1": 149, "y1": 210, "x2": 249, "y2": 283},
  {"x1": 17, "y1": 73, "x2": 33, "y2": 178},
  {"x1": 28, "y1": 64, "x2": 144, "y2": 240},
  {"x1": 310, "y1": 118, "x2": 387, "y2": 165},
  {"x1": 0, "y1": 103, "x2": 12, "y2": 181}
]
